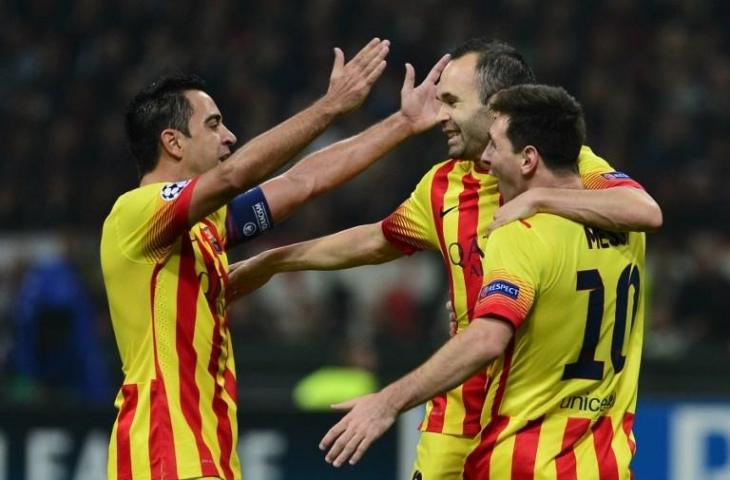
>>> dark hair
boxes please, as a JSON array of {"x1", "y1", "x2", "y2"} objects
[
  {"x1": 489, "y1": 85, "x2": 586, "y2": 172},
  {"x1": 449, "y1": 38, "x2": 536, "y2": 104},
  {"x1": 124, "y1": 74, "x2": 207, "y2": 177}
]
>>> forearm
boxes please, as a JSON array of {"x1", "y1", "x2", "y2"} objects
[
  {"x1": 533, "y1": 187, "x2": 663, "y2": 232},
  {"x1": 287, "y1": 112, "x2": 414, "y2": 198},
  {"x1": 381, "y1": 319, "x2": 510, "y2": 413},
  {"x1": 221, "y1": 98, "x2": 338, "y2": 192},
  {"x1": 262, "y1": 223, "x2": 401, "y2": 273}
]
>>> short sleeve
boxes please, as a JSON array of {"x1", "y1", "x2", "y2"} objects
[
  {"x1": 577, "y1": 146, "x2": 645, "y2": 190},
  {"x1": 111, "y1": 178, "x2": 198, "y2": 263},
  {"x1": 381, "y1": 164, "x2": 443, "y2": 255},
  {"x1": 473, "y1": 223, "x2": 539, "y2": 329}
]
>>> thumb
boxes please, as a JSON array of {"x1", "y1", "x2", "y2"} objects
[
  {"x1": 402, "y1": 63, "x2": 415, "y2": 92},
  {"x1": 331, "y1": 47, "x2": 344, "y2": 77},
  {"x1": 331, "y1": 398, "x2": 357, "y2": 411}
]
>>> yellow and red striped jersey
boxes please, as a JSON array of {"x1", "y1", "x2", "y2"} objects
[
  {"x1": 100, "y1": 178, "x2": 240, "y2": 480},
  {"x1": 381, "y1": 146, "x2": 644, "y2": 437},
  {"x1": 462, "y1": 213, "x2": 645, "y2": 479}
]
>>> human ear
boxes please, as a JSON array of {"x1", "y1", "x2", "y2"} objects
[{"x1": 160, "y1": 129, "x2": 183, "y2": 159}]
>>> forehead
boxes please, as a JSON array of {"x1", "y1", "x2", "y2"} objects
[
  {"x1": 184, "y1": 90, "x2": 220, "y2": 119},
  {"x1": 489, "y1": 113, "x2": 510, "y2": 137},
  {"x1": 438, "y1": 53, "x2": 479, "y2": 96}
]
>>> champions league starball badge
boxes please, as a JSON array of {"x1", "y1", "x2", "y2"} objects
[{"x1": 160, "y1": 180, "x2": 191, "y2": 201}]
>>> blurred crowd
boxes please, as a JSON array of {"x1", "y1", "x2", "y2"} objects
[{"x1": 0, "y1": 0, "x2": 728, "y2": 407}]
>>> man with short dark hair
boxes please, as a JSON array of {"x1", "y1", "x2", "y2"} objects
[
  {"x1": 100, "y1": 38, "x2": 452, "y2": 480},
  {"x1": 228, "y1": 38, "x2": 661, "y2": 478},
  {"x1": 320, "y1": 84, "x2": 646, "y2": 479}
]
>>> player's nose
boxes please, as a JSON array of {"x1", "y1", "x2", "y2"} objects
[
  {"x1": 222, "y1": 124, "x2": 237, "y2": 145},
  {"x1": 437, "y1": 104, "x2": 450, "y2": 124}
]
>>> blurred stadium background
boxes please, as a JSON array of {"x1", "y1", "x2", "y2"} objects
[{"x1": 1, "y1": 0, "x2": 728, "y2": 478}]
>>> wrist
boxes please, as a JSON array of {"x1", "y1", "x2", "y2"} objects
[
  {"x1": 380, "y1": 383, "x2": 409, "y2": 414},
  {"x1": 391, "y1": 111, "x2": 418, "y2": 137},
  {"x1": 314, "y1": 96, "x2": 342, "y2": 121},
  {"x1": 528, "y1": 188, "x2": 549, "y2": 213}
]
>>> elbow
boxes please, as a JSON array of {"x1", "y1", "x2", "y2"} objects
[
  {"x1": 644, "y1": 205, "x2": 663, "y2": 232},
  {"x1": 636, "y1": 191, "x2": 663, "y2": 232},
  {"x1": 469, "y1": 319, "x2": 513, "y2": 363}
]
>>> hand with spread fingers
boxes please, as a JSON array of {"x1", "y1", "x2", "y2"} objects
[
  {"x1": 400, "y1": 53, "x2": 451, "y2": 134},
  {"x1": 319, "y1": 392, "x2": 398, "y2": 467},
  {"x1": 323, "y1": 37, "x2": 390, "y2": 114}
]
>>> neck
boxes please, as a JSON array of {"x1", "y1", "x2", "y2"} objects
[
  {"x1": 527, "y1": 167, "x2": 582, "y2": 192},
  {"x1": 140, "y1": 156, "x2": 187, "y2": 186}
]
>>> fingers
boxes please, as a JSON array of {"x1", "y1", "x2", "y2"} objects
[
  {"x1": 402, "y1": 63, "x2": 416, "y2": 92},
  {"x1": 350, "y1": 37, "x2": 383, "y2": 67},
  {"x1": 361, "y1": 41, "x2": 390, "y2": 78},
  {"x1": 350, "y1": 38, "x2": 388, "y2": 73},
  {"x1": 449, "y1": 320, "x2": 458, "y2": 337},
  {"x1": 365, "y1": 59, "x2": 388, "y2": 86},
  {"x1": 320, "y1": 420, "x2": 361, "y2": 467},
  {"x1": 331, "y1": 432, "x2": 365, "y2": 467},
  {"x1": 346, "y1": 435, "x2": 373, "y2": 465},
  {"x1": 486, "y1": 218, "x2": 505, "y2": 236},
  {"x1": 320, "y1": 419, "x2": 346, "y2": 452},
  {"x1": 425, "y1": 54, "x2": 451, "y2": 84}
]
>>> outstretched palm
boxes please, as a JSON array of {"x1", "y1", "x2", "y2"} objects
[{"x1": 400, "y1": 54, "x2": 450, "y2": 134}]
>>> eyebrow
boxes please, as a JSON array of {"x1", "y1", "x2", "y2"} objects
[
  {"x1": 439, "y1": 91, "x2": 458, "y2": 102},
  {"x1": 205, "y1": 113, "x2": 222, "y2": 124}
]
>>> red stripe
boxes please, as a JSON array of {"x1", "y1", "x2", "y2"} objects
[
  {"x1": 176, "y1": 235, "x2": 218, "y2": 476},
  {"x1": 622, "y1": 412, "x2": 636, "y2": 456},
  {"x1": 555, "y1": 417, "x2": 591, "y2": 480},
  {"x1": 224, "y1": 368, "x2": 237, "y2": 403},
  {"x1": 199, "y1": 239, "x2": 235, "y2": 479},
  {"x1": 463, "y1": 415, "x2": 510, "y2": 479},
  {"x1": 116, "y1": 384, "x2": 138, "y2": 480},
  {"x1": 457, "y1": 173, "x2": 489, "y2": 435},
  {"x1": 149, "y1": 263, "x2": 178, "y2": 479},
  {"x1": 512, "y1": 417, "x2": 544, "y2": 479},
  {"x1": 425, "y1": 161, "x2": 457, "y2": 432},
  {"x1": 593, "y1": 416, "x2": 619, "y2": 480},
  {"x1": 492, "y1": 339, "x2": 515, "y2": 418}
]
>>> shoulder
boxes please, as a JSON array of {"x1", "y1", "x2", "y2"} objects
[{"x1": 577, "y1": 145, "x2": 615, "y2": 174}]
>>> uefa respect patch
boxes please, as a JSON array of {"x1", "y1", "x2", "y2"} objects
[
  {"x1": 160, "y1": 180, "x2": 191, "y2": 201},
  {"x1": 601, "y1": 171, "x2": 630, "y2": 180},
  {"x1": 479, "y1": 280, "x2": 520, "y2": 300}
]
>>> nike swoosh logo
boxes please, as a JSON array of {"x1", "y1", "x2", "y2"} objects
[{"x1": 439, "y1": 205, "x2": 458, "y2": 217}]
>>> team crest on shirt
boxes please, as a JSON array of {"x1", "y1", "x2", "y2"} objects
[
  {"x1": 200, "y1": 225, "x2": 222, "y2": 253},
  {"x1": 480, "y1": 280, "x2": 520, "y2": 300},
  {"x1": 160, "y1": 180, "x2": 191, "y2": 201}
]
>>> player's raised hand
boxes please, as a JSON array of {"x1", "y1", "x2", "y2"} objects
[
  {"x1": 225, "y1": 256, "x2": 275, "y2": 303},
  {"x1": 400, "y1": 54, "x2": 450, "y2": 134},
  {"x1": 319, "y1": 392, "x2": 398, "y2": 467},
  {"x1": 323, "y1": 38, "x2": 390, "y2": 115}
]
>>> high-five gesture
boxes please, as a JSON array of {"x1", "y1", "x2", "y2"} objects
[
  {"x1": 323, "y1": 38, "x2": 390, "y2": 114},
  {"x1": 400, "y1": 54, "x2": 450, "y2": 133}
]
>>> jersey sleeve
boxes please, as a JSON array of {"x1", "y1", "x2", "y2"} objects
[
  {"x1": 473, "y1": 223, "x2": 539, "y2": 329},
  {"x1": 577, "y1": 146, "x2": 645, "y2": 190},
  {"x1": 112, "y1": 178, "x2": 198, "y2": 263},
  {"x1": 381, "y1": 165, "x2": 441, "y2": 255}
]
